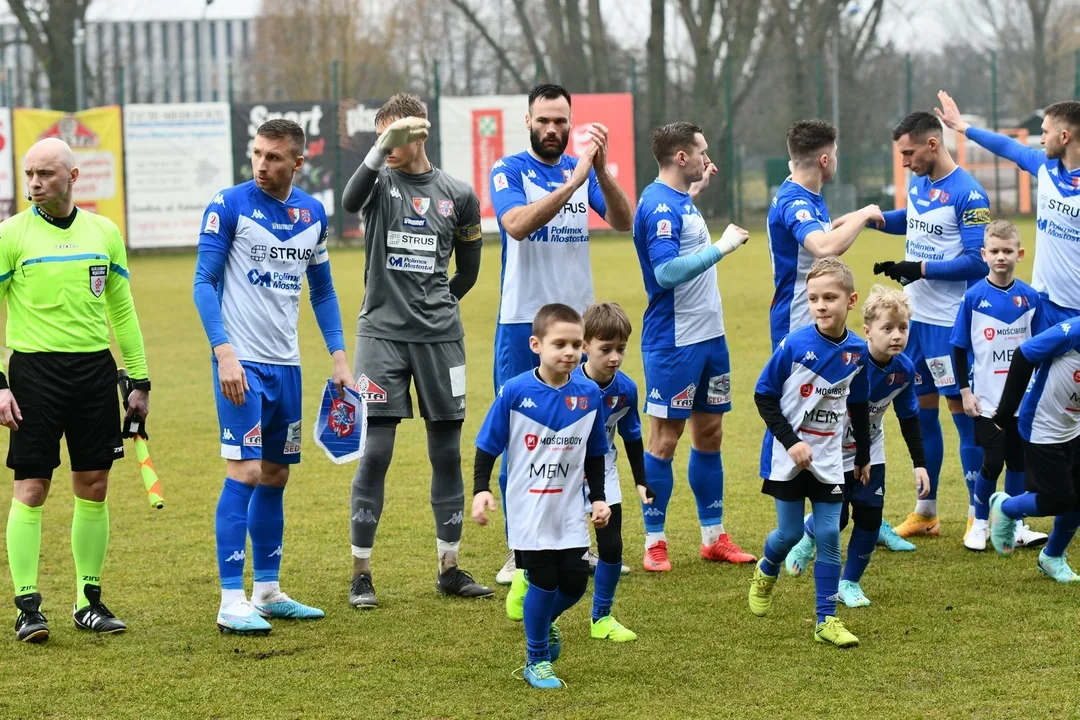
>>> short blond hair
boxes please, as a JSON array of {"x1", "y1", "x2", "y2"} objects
[
  {"x1": 806, "y1": 256, "x2": 855, "y2": 294},
  {"x1": 984, "y1": 219, "x2": 1020, "y2": 246},
  {"x1": 862, "y1": 284, "x2": 912, "y2": 325},
  {"x1": 582, "y1": 302, "x2": 632, "y2": 342}
]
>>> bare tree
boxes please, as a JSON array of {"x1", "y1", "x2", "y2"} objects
[{"x1": 8, "y1": 0, "x2": 90, "y2": 111}]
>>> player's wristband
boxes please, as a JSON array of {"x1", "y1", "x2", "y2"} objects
[
  {"x1": 131, "y1": 378, "x2": 151, "y2": 392},
  {"x1": 0, "y1": 371, "x2": 7, "y2": 390},
  {"x1": 363, "y1": 144, "x2": 390, "y2": 171}
]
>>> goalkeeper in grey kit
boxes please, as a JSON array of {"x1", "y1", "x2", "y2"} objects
[{"x1": 341, "y1": 93, "x2": 492, "y2": 606}]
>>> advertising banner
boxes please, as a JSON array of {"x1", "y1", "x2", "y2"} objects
[
  {"x1": 14, "y1": 106, "x2": 126, "y2": 236},
  {"x1": 123, "y1": 102, "x2": 233, "y2": 248},
  {"x1": 0, "y1": 108, "x2": 14, "y2": 222}
]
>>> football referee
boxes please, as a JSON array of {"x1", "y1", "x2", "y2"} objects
[{"x1": 3, "y1": 138, "x2": 150, "y2": 643}]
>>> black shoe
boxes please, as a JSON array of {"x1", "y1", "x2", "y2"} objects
[
  {"x1": 72, "y1": 584, "x2": 126, "y2": 634},
  {"x1": 14, "y1": 593, "x2": 49, "y2": 643},
  {"x1": 436, "y1": 566, "x2": 494, "y2": 598},
  {"x1": 349, "y1": 573, "x2": 378, "y2": 608}
]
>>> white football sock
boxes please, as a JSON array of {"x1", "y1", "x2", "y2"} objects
[
  {"x1": 220, "y1": 588, "x2": 246, "y2": 611},
  {"x1": 645, "y1": 532, "x2": 667, "y2": 548},
  {"x1": 915, "y1": 499, "x2": 937, "y2": 517}
]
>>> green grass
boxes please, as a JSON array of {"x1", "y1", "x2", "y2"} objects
[{"x1": 2, "y1": 217, "x2": 1077, "y2": 719}]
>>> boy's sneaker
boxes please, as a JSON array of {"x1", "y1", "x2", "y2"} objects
[
  {"x1": 585, "y1": 549, "x2": 630, "y2": 575},
  {"x1": 814, "y1": 615, "x2": 859, "y2": 648},
  {"x1": 437, "y1": 566, "x2": 494, "y2": 598},
  {"x1": 522, "y1": 661, "x2": 564, "y2": 689},
  {"x1": 495, "y1": 551, "x2": 516, "y2": 586},
  {"x1": 785, "y1": 534, "x2": 815, "y2": 576},
  {"x1": 1037, "y1": 550, "x2": 1080, "y2": 583},
  {"x1": 837, "y1": 579, "x2": 871, "y2": 608},
  {"x1": 73, "y1": 585, "x2": 126, "y2": 634},
  {"x1": 216, "y1": 598, "x2": 271, "y2": 635},
  {"x1": 989, "y1": 492, "x2": 1016, "y2": 556},
  {"x1": 894, "y1": 512, "x2": 940, "y2": 538},
  {"x1": 963, "y1": 519, "x2": 989, "y2": 551},
  {"x1": 14, "y1": 593, "x2": 48, "y2": 643},
  {"x1": 643, "y1": 541, "x2": 672, "y2": 572},
  {"x1": 748, "y1": 561, "x2": 778, "y2": 617},
  {"x1": 590, "y1": 615, "x2": 637, "y2": 642},
  {"x1": 876, "y1": 520, "x2": 916, "y2": 552},
  {"x1": 1015, "y1": 522, "x2": 1049, "y2": 549},
  {"x1": 253, "y1": 591, "x2": 324, "y2": 619},
  {"x1": 700, "y1": 534, "x2": 756, "y2": 564},
  {"x1": 506, "y1": 569, "x2": 527, "y2": 621},
  {"x1": 349, "y1": 573, "x2": 378, "y2": 608}
]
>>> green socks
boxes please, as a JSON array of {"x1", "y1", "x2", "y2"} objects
[
  {"x1": 72, "y1": 497, "x2": 109, "y2": 609},
  {"x1": 7, "y1": 499, "x2": 43, "y2": 597}
]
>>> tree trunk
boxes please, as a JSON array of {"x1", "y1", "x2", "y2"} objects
[
  {"x1": 564, "y1": 0, "x2": 592, "y2": 91},
  {"x1": 1026, "y1": 0, "x2": 1051, "y2": 108},
  {"x1": 587, "y1": 0, "x2": 610, "y2": 92},
  {"x1": 513, "y1": 0, "x2": 549, "y2": 83},
  {"x1": 9, "y1": 0, "x2": 89, "y2": 111}
]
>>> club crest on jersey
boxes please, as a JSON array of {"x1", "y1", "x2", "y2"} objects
[
  {"x1": 412, "y1": 197, "x2": 430, "y2": 215},
  {"x1": 886, "y1": 372, "x2": 906, "y2": 385},
  {"x1": 1073, "y1": 370, "x2": 1080, "y2": 383},
  {"x1": 355, "y1": 375, "x2": 387, "y2": 403},
  {"x1": 563, "y1": 169, "x2": 573, "y2": 180},
  {"x1": 842, "y1": 352, "x2": 861, "y2": 365},
  {"x1": 300, "y1": 208, "x2": 312, "y2": 224},
  {"x1": 608, "y1": 394, "x2": 625, "y2": 409},
  {"x1": 799, "y1": 383, "x2": 814, "y2": 398},
  {"x1": 89, "y1": 265, "x2": 107, "y2": 297},
  {"x1": 328, "y1": 398, "x2": 355, "y2": 438},
  {"x1": 929, "y1": 189, "x2": 950, "y2": 204},
  {"x1": 438, "y1": 200, "x2": 454, "y2": 217},
  {"x1": 288, "y1": 208, "x2": 300, "y2": 223},
  {"x1": 1013, "y1": 296, "x2": 1029, "y2": 308},
  {"x1": 525, "y1": 433, "x2": 539, "y2": 451},
  {"x1": 565, "y1": 395, "x2": 589, "y2": 411},
  {"x1": 671, "y1": 384, "x2": 696, "y2": 409}
]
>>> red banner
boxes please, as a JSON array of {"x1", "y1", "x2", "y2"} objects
[
  {"x1": 567, "y1": 93, "x2": 636, "y2": 230},
  {"x1": 472, "y1": 109, "x2": 504, "y2": 219}
]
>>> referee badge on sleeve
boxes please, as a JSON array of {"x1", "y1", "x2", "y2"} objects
[{"x1": 89, "y1": 265, "x2": 108, "y2": 297}]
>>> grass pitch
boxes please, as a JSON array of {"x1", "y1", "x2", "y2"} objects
[{"x1": 1, "y1": 217, "x2": 1076, "y2": 720}]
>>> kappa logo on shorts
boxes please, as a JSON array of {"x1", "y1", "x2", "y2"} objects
[
  {"x1": 89, "y1": 265, "x2": 107, "y2": 297},
  {"x1": 244, "y1": 422, "x2": 262, "y2": 447},
  {"x1": 284, "y1": 420, "x2": 302, "y2": 454},
  {"x1": 222, "y1": 428, "x2": 235, "y2": 441},
  {"x1": 671, "y1": 384, "x2": 696, "y2": 409},
  {"x1": 355, "y1": 375, "x2": 387, "y2": 403}
]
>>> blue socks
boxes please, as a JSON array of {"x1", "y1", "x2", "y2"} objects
[
  {"x1": 1004, "y1": 470, "x2": 1025, "y2": 497},
  {"x1": 952, "y1": 412, "x2": 980, "y2": 507},
  {"x1": 1002, "y1": 492, "x2": 1041, "y2": 520},
  {"x1": 523, "y1": 583, "x2": 557, "y2": 664},
  {"x1": 248, "y1": 484, "x2": 285, "y2": 583},
  {"x1": 592, "y1": 559, "x2": 621, "y2": 621},
  {"x1": 1045, "y1": 511, "x2": 1080, "y2": 557},
  {"x1": 809, "y1": 501, "x2": 842, "y2": 622},
  {"x1": 688, "y1": 448, "x2": 724, "y2": 528},
  {"x1": 843, "y1": 526, "x2": 877, "y2": 583},
  {"x1": 974, "y1": 472, "x2": 996, "y2": 521},
  {"x1": 215, "y1": 478, "x2": 255, "y2": 590},
  {"x1": 762, "y1": 499, "x2": 806, "y2": 576},
  {"x1": 551, "y1": 587, "x2": 584, "y2": 623},
  {"x1": 643, "y1": 452, "x2": 674, "y2": 533},
  {"x1": 919, "y1": 407, "x2": 944, "y2": 501}
]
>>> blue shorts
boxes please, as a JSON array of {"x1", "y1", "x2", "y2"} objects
[
  {"x1": 905, "y1": 321, "x2": 960, "y2": 398},
  {"x1": 493, "y1": 322, "x2": 539, "y2": 393},
  {"x1": 642, "y1": 335, "x2": 732, "y2": 419},
  {"x1": 843, "y1": 464, "x2": 886, "y2": 508},
  {"x1": 214, "y1": 360, "x2": 303, "y2": 465},
  {"x1": 1034, "y1": 294, "x2": 1078, "y2": 334}
]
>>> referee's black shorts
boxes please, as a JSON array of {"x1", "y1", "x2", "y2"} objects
[{"x1": 6, "y1": 350, "x2": 124, "y2": 480}]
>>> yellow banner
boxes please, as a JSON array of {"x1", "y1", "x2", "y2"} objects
[{"x1": 14, "y1": 106, "x2": 126, "y2": 238}]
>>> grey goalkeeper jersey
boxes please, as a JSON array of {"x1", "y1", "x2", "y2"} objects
[{"x1": 357, "y1": 166, "x2": 482, "y2": 342}]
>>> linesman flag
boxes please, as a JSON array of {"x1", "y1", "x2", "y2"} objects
[
  {"x1": 118, "y1": 369, "x2": 164, "y2": 509},
  {"x1": 314, "y1": 380, "x2": 367, "y2": 464}
]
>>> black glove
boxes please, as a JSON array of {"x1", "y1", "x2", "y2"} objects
[
  {"x1": 874, "y1": 260, "x2": 922, "y2": 285},
  {"x1": 992, "y1": 411, "x2": 1017, "y2": 434}
]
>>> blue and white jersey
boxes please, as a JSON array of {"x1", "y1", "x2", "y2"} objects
[
  {"x1": 950, "y1": 278, "x2": 1039, "y2": 416},
  {"x1": 633, "y1": 180, "x2": 724, "y2": 350},
  {"x1": 475, "y1": 369, "x2": 609, "y2": 551},
  {"x1": 756, "y1": 325, "x2": 869, "y2": 485},
  {"x1": 902, "y1": 167, "x2": 991, "y2": 326},
  {"x1": 572, "y1": 365, "x2": 641, "y2": 488},
  {"x1": 841, "y1": 353, "x2": 918, "y2": 470},
  {"x1": 766, "y1": 178, "x2": 832, "y2": 346},
  {"x1": 1017, "y1": 318, "x2": 1080, "y2": 444},
  {"x1": 490, "y1": 151, "x2": 607, "y2": 323},
  {"x1": 198, "y1": 181, "x2": 329, "y2": 365}
]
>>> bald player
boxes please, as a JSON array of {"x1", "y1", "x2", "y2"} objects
[{"x1": 2, "y1": 138, "x2": 151, "y2": 643}]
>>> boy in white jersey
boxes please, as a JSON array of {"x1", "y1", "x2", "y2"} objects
[
  {"x1": 749, "y1": 257, "x2": 871, "y2": 648},
  {"x1": 472, "y1": 304, "x2": 611, "y2": 689},
  {"x1": 784, "y1": 286, "x2": 930, "y2": 608},
  {"x1": 951, "y1": 220, "x2": 1047, "y2": 551}
]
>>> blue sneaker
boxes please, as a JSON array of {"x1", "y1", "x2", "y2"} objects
[
  {"x1": 253, "y1": 592, "x2": 325, "y2": 620},
  {"x1": 523, "y1": 661, "x2": 564, "y2": 689},
  {"x1": 785, "y1": 533, "x2": 815, "y2": 577},
  {"x1": 1038, "y1": 550, "x2": 1080, "y2": 583},
  {"x1": 837, "y1": 579, "x2": 871, "y2": 608},
  {"x1": 217, "y1": 599, "x2": 272, "y2": 635},
  {"x1": 876, "y1": 520, "x2": 916, "y2": 552},
  {"x1": 989, "y1": 492, "x2": 1016, "y2": 557},
  {"x1": 548, "y1": 622, "x2": 562, "y2": 662}
]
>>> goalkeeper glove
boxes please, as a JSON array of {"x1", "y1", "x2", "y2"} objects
[
  {"x1": 874, "y1": 260, "x2": 922, "y2": 285},
  {"x1": 713, "y1": 224, "x2": 749, "y2": 256},
  {"x1": 364, "y1": 117, "x2": 431, "y2": 169}
]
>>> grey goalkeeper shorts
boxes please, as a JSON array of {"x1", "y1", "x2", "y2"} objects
[{"x1": 352, "y1": 336, "x2": 467, "y2": 421}]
